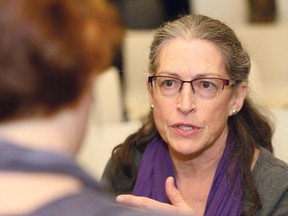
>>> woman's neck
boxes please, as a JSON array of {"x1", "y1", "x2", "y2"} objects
[{"x1": 170, "y1": 140, "x2": 226, "y2": 180}]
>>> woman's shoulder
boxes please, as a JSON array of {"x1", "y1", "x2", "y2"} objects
[
  {"x1": 254, "y1": 147, "x2": 288, "y2": 178},
  {"x1": 252, "y1": 147, "x2": 288, "y2": 215}
]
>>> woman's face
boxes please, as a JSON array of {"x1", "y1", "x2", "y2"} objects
[{"x1": 148, "y1": 38, "x2": 247, "y2": 160}]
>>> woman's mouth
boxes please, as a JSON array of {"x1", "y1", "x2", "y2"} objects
[
  {"x1": 177, "y1": 125, "x2": 193, "y2": 131},
  {"x1": 172, "y1": 123, "x2": 201, "y2": 137}
]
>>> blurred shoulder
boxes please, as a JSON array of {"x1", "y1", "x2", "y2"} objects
[{"x1": 28, "y1": 188, "x2": 166, "y2": 216}]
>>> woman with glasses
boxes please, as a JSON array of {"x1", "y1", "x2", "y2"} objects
[{"x1": 102, "y1": 14, "x2": 288, "y2": 216}]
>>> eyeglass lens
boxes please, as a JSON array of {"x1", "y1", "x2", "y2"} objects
[{"x1": 152, "y1": 76, "x2": 226, "y2": 99}]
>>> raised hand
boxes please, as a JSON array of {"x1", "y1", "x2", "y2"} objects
[{"x1": 116, "y1": 176, "x2": 197, "y2": 216}]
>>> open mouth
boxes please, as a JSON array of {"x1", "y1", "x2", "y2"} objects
[{"x1": 177, "y1": 125, "x2": 193, "y2": 131}]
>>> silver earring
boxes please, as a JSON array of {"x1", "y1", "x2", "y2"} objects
[
  {"x1": 232, "y1": 109, "x2": 237, "y2": 115},
  {"x1": 150, "y1": 104, "x2": 154, "y2": 109}
]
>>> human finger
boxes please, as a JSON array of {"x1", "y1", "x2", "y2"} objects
[
  {"x1": 165, "y1": 176, "x2": 197, "y2": 215},
  {"x1": 116, "y1": 194, "x2": 176, "y2": 212}
]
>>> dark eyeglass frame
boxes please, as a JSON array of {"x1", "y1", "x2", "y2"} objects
[{"x1": 148, "y1": 75, "x2": 240, "y2": 97}]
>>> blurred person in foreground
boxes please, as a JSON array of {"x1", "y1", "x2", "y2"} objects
[
  {"x1": 102, "y1": 14, "x2": 288, "y2": 216},
  {"x1": 0, "y1": 0, "x2": 167, "y2": 215}
]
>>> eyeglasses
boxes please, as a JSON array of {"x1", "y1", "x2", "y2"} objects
[{"x1": 148, "y1": 75, "x2": 238, "y2": 99}]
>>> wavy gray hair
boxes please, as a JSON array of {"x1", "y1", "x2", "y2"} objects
[{"x1": 149, "y1": 14, "x2": 250, "y2": 83}]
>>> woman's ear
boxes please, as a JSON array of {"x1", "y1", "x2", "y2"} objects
[
  {"x1": 147, "y1": 81, "x2": 154, "y2": 105},
  {"x1": 229, "y1": 82, "x2": 248, "y2": 116}
]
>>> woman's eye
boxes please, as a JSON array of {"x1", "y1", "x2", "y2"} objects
[
  {"x1": 162, "y1": 80, "x2": 175, "y2": 87},
  {"x1": 200, "y1": 81, "x2": 215, "y2": 89}
]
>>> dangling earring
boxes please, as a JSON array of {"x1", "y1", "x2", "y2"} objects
[{"x1": 150, "y1": 104, "x2": 154, "y2": 109}]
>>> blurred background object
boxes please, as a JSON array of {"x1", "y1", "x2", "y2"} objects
[
  {"x1": 248, "y1": 0, "x2": 277, "y2": 23},
  {"x1": 109, "y1": 0, "x2": 190, "y2": 29}
]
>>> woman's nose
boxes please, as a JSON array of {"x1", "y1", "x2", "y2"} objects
[{"x1": 176, "y1": 83, "x2": 196, "y2": 115}]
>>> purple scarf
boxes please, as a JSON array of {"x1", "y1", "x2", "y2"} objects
[{"x1": 132, "y1": 135, "x2": 242, "y2": 216}]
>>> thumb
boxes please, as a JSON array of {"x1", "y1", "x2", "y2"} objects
[{"x1": 165, "y1": 176, "x2": 187, "y2": 207}]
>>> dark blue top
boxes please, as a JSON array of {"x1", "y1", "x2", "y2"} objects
[{"x1": 0, "y1": 140, "x2": 163, "y2": 216}]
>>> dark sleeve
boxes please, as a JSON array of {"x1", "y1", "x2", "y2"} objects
[
  {"x1": 270, "y1": 188, "x2": 288, "y2": 216},
  {"x1": 101, "y1": 154, "x2": 141, "y2": 197},
  {"x1": 100, "y1": 157, "x2": 134, "y2": 197},
  {"x1": 251, "y1": 148, "x2": 288, "y2": 215},
  {"x1": 101, "y1": 147, "x2": 144, "y2": 197}
]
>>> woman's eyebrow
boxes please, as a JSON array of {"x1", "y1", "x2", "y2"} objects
[{"x1": 156, "y1": 71, "x2": 223, "y2": 79}]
